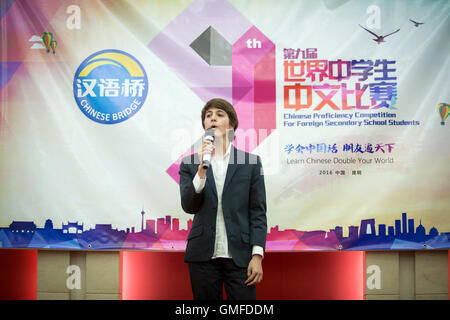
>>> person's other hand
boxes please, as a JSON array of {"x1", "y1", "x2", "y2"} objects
[{"x1": 245, "y1": 255, "x2": 263, "y2": 286}]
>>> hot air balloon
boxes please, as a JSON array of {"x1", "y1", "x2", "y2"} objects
[
  {"x1": 40, "y1": 32, "x2": 53, "y2": 53},
  {"x1": 51, "y1": 40, "x2": 57, "y2": 54},
  {"x1": 438, "y1": 103, "x2": 449, "y2": 125}
]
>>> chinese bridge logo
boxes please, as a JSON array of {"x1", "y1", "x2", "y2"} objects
[{"x1": 73, "y1": 49, "x2": 148, "y2": 124}]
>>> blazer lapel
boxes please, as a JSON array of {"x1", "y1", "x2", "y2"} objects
[
  {"x1": 222, "y1": 146, "x2": 238, "y2": 196},
  {"x1": 206, "y1": 164, "x2": 218, "y2": 200}
]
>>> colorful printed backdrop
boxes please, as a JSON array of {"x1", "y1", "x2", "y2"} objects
[{"x1": 0, "y1": 0, "x2": 449, "y2": 251}]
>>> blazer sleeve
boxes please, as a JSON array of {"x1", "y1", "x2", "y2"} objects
[
  {"x1": 179, "y1": 158, "x2": 204, "y2": 214},
  {"x1": 248, "y1": 155, "x2": 268, "y2": 249}
]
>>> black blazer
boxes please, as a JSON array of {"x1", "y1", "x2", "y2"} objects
[{"x1": 179, "y1": 146, "x2": 267, "y2": 268}]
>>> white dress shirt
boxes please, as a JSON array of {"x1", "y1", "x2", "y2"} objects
[{"x1": 192, "y1": 142, "x2": 264, "y2": 260}]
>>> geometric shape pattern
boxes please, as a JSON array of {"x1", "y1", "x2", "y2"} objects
[
  {"x1": 190, "y1": 26, "x2": 232, "y2": 66},
  {"x1": 149, "y1": 0, "x2": 277, "y2": 182},
  {"x1": 0, "y1": 0, "x2": 15, "y2": 20},
  {"x1": 148, "y1": 0, "x2": 252, "y2": 103},
  {"x1": 0, "y1": 62, "x2": 21, "y2": 90},
  {"x1": 147, "y1": 0, "x2": 254, "y2": 184},
  {"x1": 232, "y1": 26, "x2": 276, "y2": 151}
]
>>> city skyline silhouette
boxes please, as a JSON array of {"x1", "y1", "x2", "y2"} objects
[{"x1": 0, "y1": 211, "x2": 449, "y2": 251}]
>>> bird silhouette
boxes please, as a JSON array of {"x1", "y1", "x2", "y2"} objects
[
  {"x1": 409, "y1": 19, "x2": 424, "y2": 27},
  {"x1": 359, "y1": 24, "x2": 400, "y2": 44}
]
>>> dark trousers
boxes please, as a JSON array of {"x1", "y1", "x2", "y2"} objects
[{"x1": 188, "y1": 258, "x2": 257, "y2": 300}]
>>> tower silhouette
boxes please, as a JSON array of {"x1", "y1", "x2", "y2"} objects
[{"x1": 141, "y1": 208, "x2": 145, "y2": 232}]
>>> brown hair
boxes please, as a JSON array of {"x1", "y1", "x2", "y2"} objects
[{"x1": 201, "y1": 98, "x2": 239, "y2": 131}]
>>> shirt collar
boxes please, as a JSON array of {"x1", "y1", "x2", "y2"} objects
[
  {"x1": 212, "y1": 141, "x2": 233, "y2": 160},
  {"x1": 225, "y1": 141, "x2": 233, "y2": 157}
]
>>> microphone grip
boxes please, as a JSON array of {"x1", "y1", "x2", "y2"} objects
[
  {"x1": 202, "y1": 159, "x2": 211, "y2": 170},
  {"x1": 202, "y1": 130, "x2": 214, "y2": 170},
  {"x1": 202, "y1": 145, "x2": 212, "y2": 169}
]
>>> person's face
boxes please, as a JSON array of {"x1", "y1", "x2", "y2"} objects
[{"x1": 203, "y1": 107, "x2": 233, "y2": 139}]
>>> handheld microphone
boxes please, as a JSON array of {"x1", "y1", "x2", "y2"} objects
[{"x1": 202, "y1": 128, "x2": 215, "y2": 169}]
